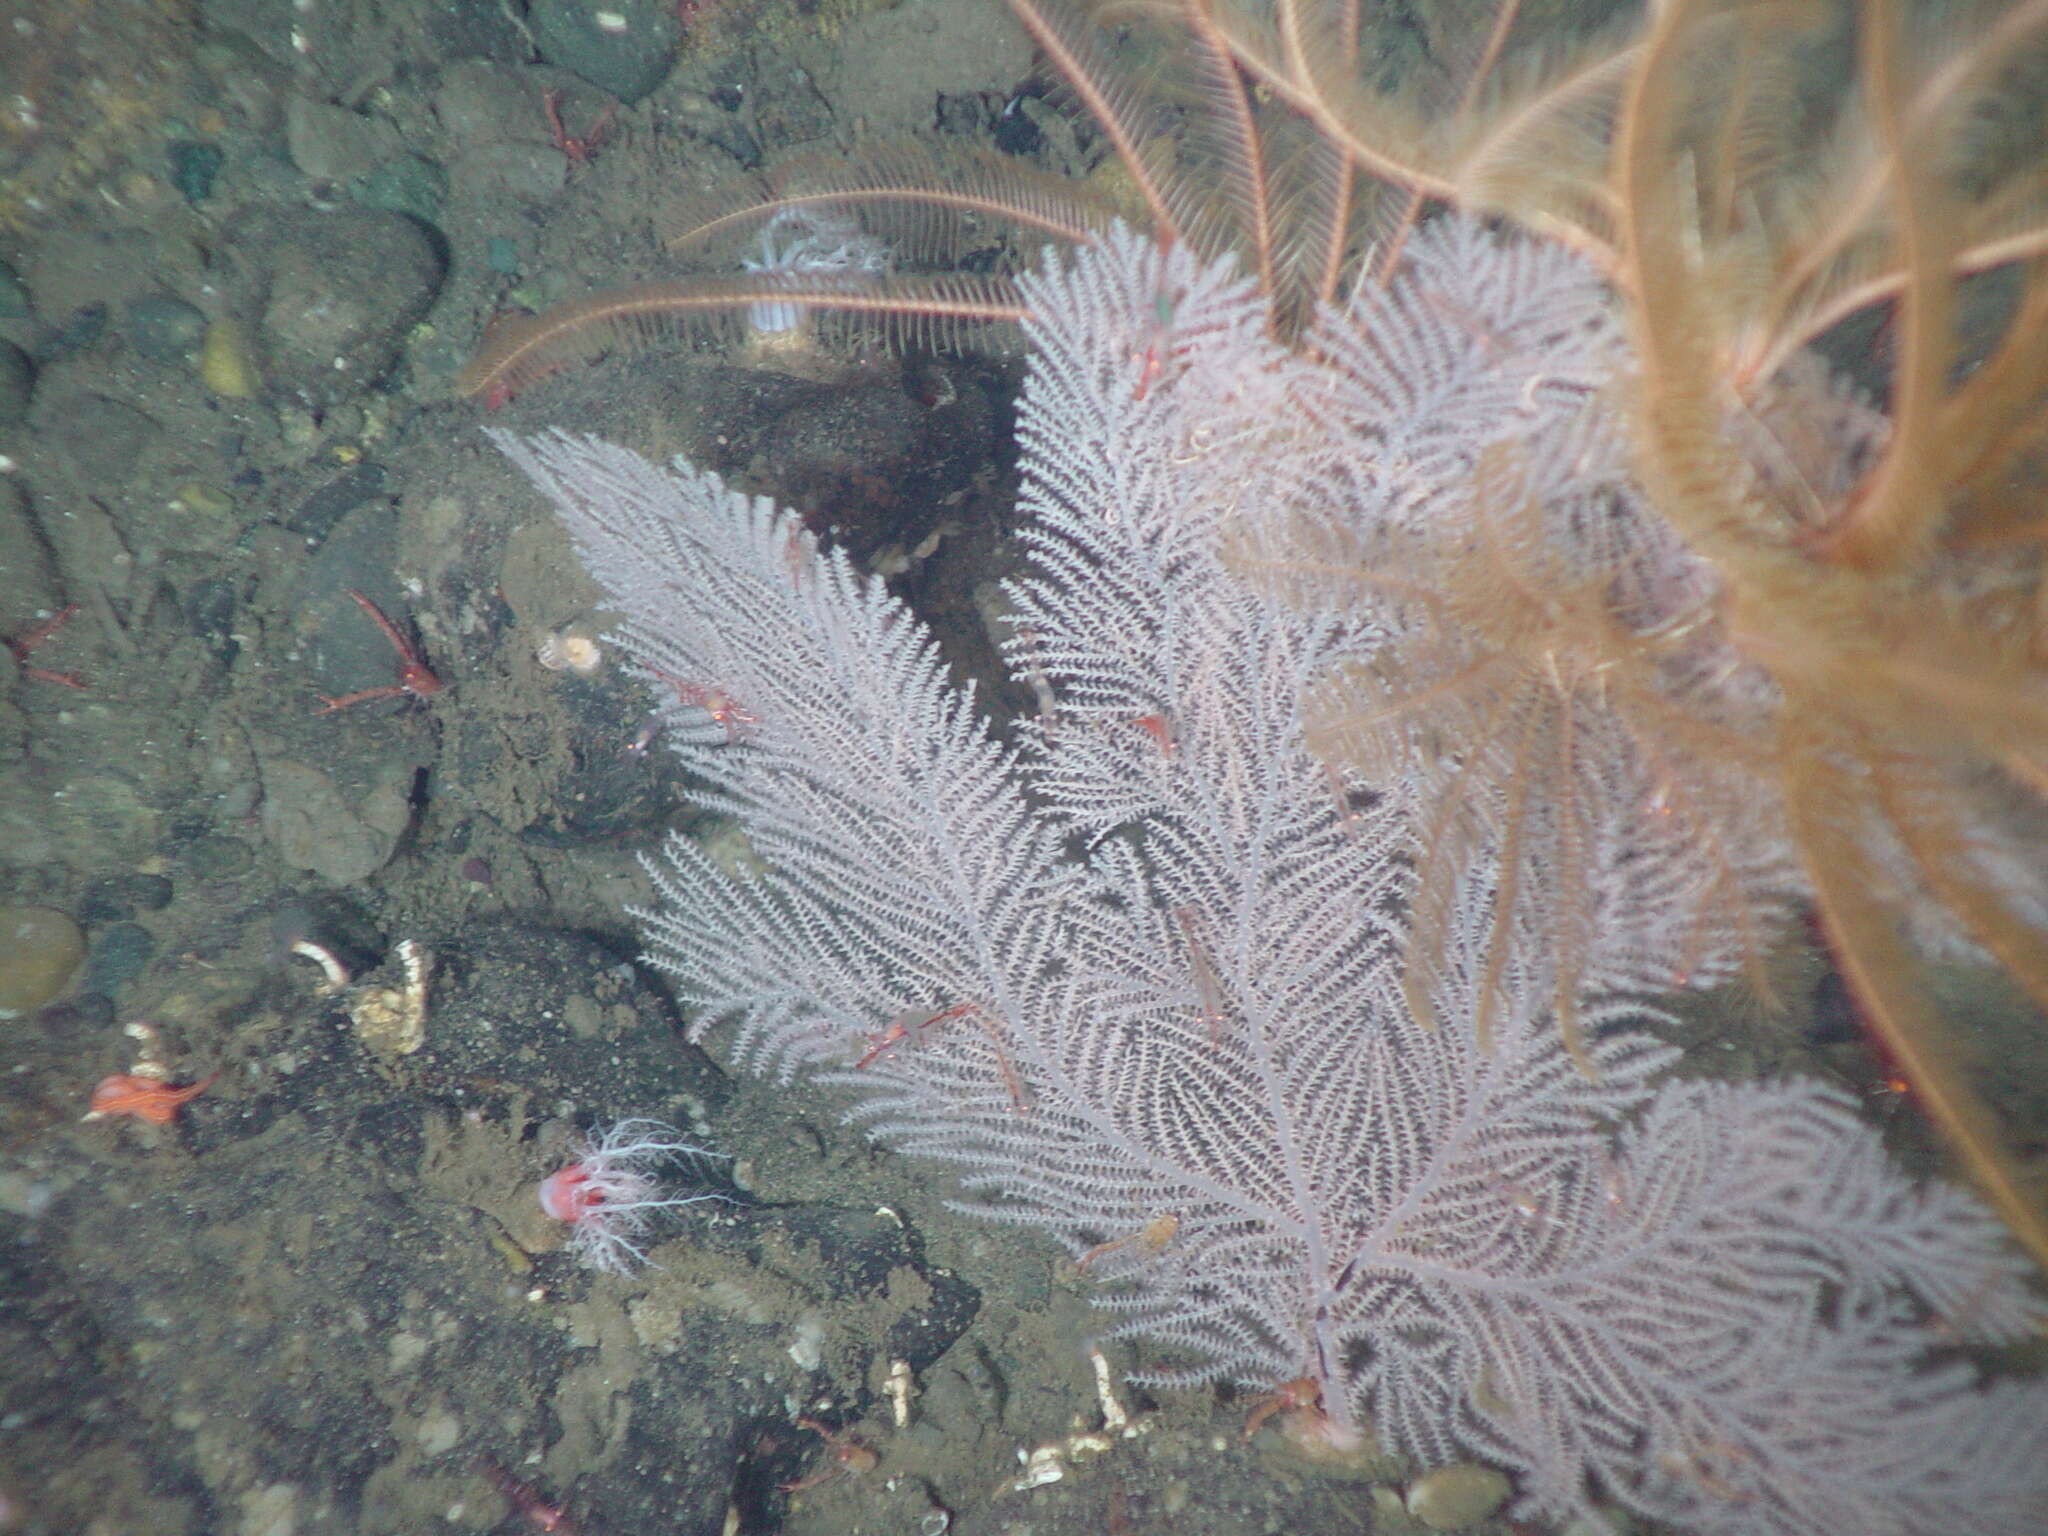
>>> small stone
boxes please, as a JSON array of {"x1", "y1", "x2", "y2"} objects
[
  {"x1": 238, "y1": 1481, "x2": 298, "y2": 1536},
  {"x1": 1405, "y1": 1463, "x2": 1511, "y2": 1531},
  {"x1": 41, "y1": 303, "x2": 107, "y2": 360},
  {"x1": 172, "y1": 481, "x2": 237, "y2": 527},
  {"x1": 168, "y1": 139, "x2": 226, "y2": 203},
  {"x1": 0, "y1": 1170, "x2": 58, "y2": 1219},
  {"x1": 77, "y1": 879, "x2": 139, "y2": 925},
  {"x1": 278, "y1": 407, "x2": 319, "y2": 448},
  {"x1": 119, "y1": 171, "x2": 164, "y2": 207},
  {"x1": 126, "y1": 873, "x2": 175, "y2": 911},
  {"x1": 414, "y1": 1404, "x2": 461, "y2": 1456},
  {"x1": 283, "y1": 462, "x2": 387, "y2": 538},
  {"x1": 82, "y1": 922, "x2": 157, "y2": 998},
  {"x1": 0, "y1": 907, "x2": 87, "y2": 1018},
  {"x1": 126, "y1": 295, "x2": 209, "y2": 362},
  {"x1": 359, "y1": 153, "x2": 447, "y2": 225},
  {"x1": 181, "y1": 833, "x2": 254, "y2": 879},
  {"x1": 35, "y1": 994, "x2": 115, "y2": 1035},
  {"x1": 200, "y1": 318, "x2": 260, "y2": 399},
  {"x1": 285, "y1": 97, "x2": 403, "y2": 185}
]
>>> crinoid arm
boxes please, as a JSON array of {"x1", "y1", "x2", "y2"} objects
[{"x1": 459, "y1": 270, "x2": 1031, "y2": 403}]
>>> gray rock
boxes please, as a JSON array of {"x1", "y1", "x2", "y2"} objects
[
  {"x1": 825, "y1": 0, "x2": 1036, "y2": 136},
  {"x1": 285, "y1": 96, "x2": 406, "y2": 185},
  {"x1": 284, "y1": 462, "x2": 388, "y2": 540},
  {"x1": 199, "y1": 0, "x2": 295, "y2": 66},
  {"x1": 0, "y1": 771, "x2": 162, "y2": 868},
  {"x1": 258, "y1": 756, "x2": 415, "y2": 885},
  {"x1": 528, "y1": 0, "x2": 679, "y2": 103},
  {"x1": 31, "y1": 393, "x2": 162, "y2": 484},
  {"x1": 124, "y1": 296, "x2": 209, "y2": 363},
  {"x1": 420, "y1": 0, "x2": 524, "y2": 62},
  {"x1": 224, "y1": 207, "x2": 444, "y2": 405},
  {"x1": 450, "y1": 141, "x2": 568, "y2": 208},
  {"x1": 0, "y1": 481, "x2": 60, "y2": 637},
  {"x1": 430, "y1": 59, "x2": 543, "y2": 147},
  {"x1": 21, "y1": 227, "x2": 174, "y2": 323},
  {"x1": 0, "y1": 341, "x2": 31, "y2": 426},
  {"x1": 359, "y1": 153, "x2": 448, "y2": 225}
]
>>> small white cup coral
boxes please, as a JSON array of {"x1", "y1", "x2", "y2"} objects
[{"x1": 537, "y1": 1118, "x2": 726, "y2": 1273}]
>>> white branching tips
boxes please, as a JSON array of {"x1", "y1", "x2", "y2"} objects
[{"x1": 496, "y1": 219, "x2": 2048, "y2": 1535}]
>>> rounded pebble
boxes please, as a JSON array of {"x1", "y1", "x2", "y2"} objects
[
  {"x1": 173, "y1": 481, "x2": 237, "y2": 524},
  {"x1": 200, "y1": 318, "x2": 259, "y2": 399},
  {"x1": 528, "y1": 0, "x2": 680, "y2": 102},
  {"x1": 126, "y1": 295, "x2": 209, "y2": 362},
  {"x1": 0, "y1": 907, "x2": 87, "y2": 1017},
  {"x1": 1406, "y1": 1463, "x2": 1511, "y2": 1531}
]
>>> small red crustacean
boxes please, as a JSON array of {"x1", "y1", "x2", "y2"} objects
[
  {"x1": 315, "y1": 589, "x2": 442, "y2": 714},
  {"x1": 5, "y1": 603, "x2": 88, "y2": 689},
  {"x1": 478, "y1": 1458, "x2": 576, "y2": 1534},
  {"x1": 86, "y1": 1072, "x2": 218, "y2": 1125},
  {"x1": 779, "y1": 1416, "x2": 879, "y2": 1494},
  {"x1": 540, "y1": 88, "x2": 614, "y2": 168}
]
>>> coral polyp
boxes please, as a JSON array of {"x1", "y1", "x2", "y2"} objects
[{"x1": 538, "y1": 1118, "x2": 726, "y2": 1273}]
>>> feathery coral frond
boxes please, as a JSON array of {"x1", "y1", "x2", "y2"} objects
[{"x1": 499, "y1": 224, "x2": 2048, "y2": 1535}]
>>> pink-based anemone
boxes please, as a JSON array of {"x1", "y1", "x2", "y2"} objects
[{"x1": 537, "y1": 1118, "x2": 726, "y2": 1273}]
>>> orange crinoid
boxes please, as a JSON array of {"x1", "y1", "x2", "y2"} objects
[{"x1": 1163, "y1": 0, "x2": 2048, "y2": 1268}]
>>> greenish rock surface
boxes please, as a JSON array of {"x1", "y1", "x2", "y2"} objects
[
  {"x1": 167, "y1": 140, "x2": 225, "y2": 203},
  {"x1": 125, "y1": 296, "x2": 209, "y2": 363},
  {"x1": 0, "y1": 342, "x2": 31, "y2": 426},
  {"x1": 82, "y1": 922, "x2": 157, "y2": 998},
  {"x1": 360, "y1": 154, "x2": 448, "y2": 226},
  {"x1": 40, "y1": 303, "x2": 105, "y2": 361},
  {"x1": 0, "y1": 259, "x2": 27, "y2": 318}
]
